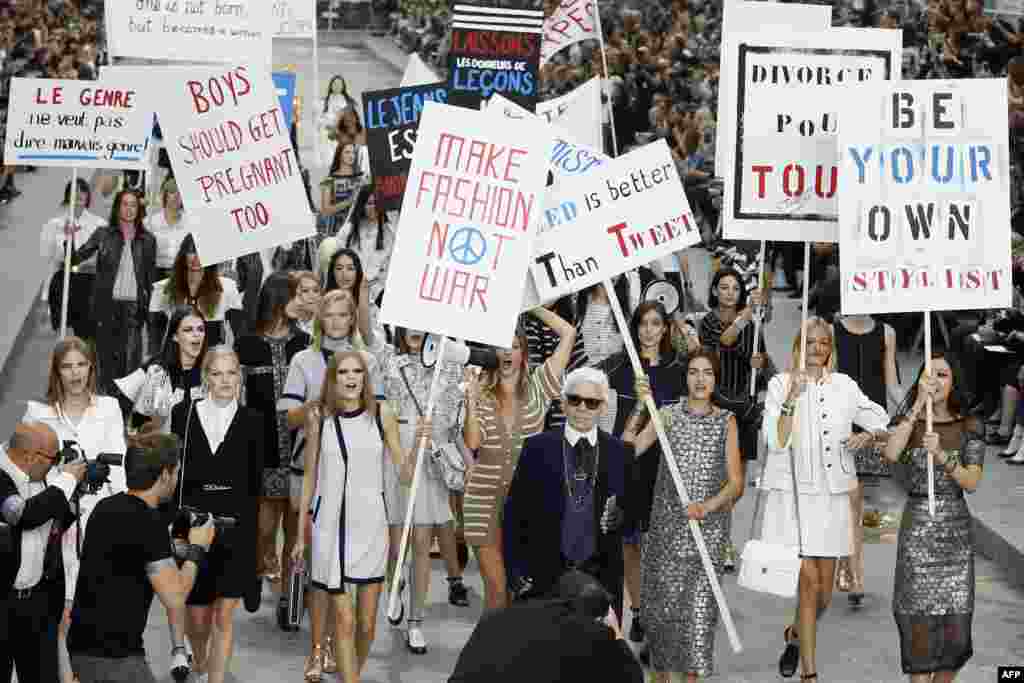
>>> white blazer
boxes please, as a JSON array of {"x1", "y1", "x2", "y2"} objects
[
  {"x1": 23, "y1": 396, "x2": 127, "y2": 601},
  {"x1": 761, "y1": 372, "x2": 888, "y2": 495}
]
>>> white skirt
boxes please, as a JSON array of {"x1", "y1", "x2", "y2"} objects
[
  {"x1": 761, "y1": 490, "x2": 851, "y2": 558},
  {"x1": 383, "y1": 456, "x2": 453, "y2": 527}
]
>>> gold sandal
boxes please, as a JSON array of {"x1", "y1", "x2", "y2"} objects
[
  {"x1": 836, "y1": 559, "x2": 852, "y2": 593},
  {"x1": 304, "y1": 644, "x2": 325, "y2": 682},
  {"x1": 323, "y1": 636, "x2": 337, "y2": 673}
]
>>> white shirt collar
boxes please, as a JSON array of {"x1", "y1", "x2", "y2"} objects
[
  {"x1": 565, "y1": 424, "x2": 597, "y2": 448},
  {"x1": 196, "y1": 398, "x2": 238, "y2": 452}
]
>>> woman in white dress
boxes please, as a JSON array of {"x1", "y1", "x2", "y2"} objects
[
  {"x1": 293, "y1": 351, "x2": 412, "y2": 683},
  {"x1": 146, "y1": 176, "x2": 187, "y2": 281},
  {"x1": 333, "y1": 186, "x2": 394, "y2": 309},
  {"x1": 762, "y1": 317, "x2": 890, "y2": 682},
  {"x1": 23, "y1": 337, "x2": 126, "y2": 640}
]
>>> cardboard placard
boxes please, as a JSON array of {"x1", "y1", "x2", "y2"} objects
[
  {"x1": 362, "y1": 82, "x2": 447, "y2": 212},
  {"x1": 272, "y1": 0, "x2": 315, "y2": 38},
  {"x1": 146, "y1": 64, "x2": 314, "y2": 266},
  {"x1": 379, "y1": 101, "x2": 552, "y2": 347},
  {"x1": 105, "y1": 0, "x2": 272, "y2": 64},
  {"x1": 540, "y1": 0, "x2": 598, "y2": 66},
  {"x1": 529, "y1": 139, "x2": 698, "y2": 302},
  {"x1": 838, "y1": 78, "x2": 1012, "y2": 314},
  {"x1": 447, "y1": 3, "x2": 543, "y2": 112},
  {"x1": 535, "y1": 77, "x2": 602, "y2": 151},
  {"x1": 401, "y1": 54, "x2": 440, "y2": 87},
  {"x1": 4, "y1": 78, "x2": 154, "y2": 170},
  {"x1": 721, "y1": 28, "x2": 902, "y2": 242}
]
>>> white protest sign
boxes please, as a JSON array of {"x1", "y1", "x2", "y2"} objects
[
  {"x1": 715, "y1": 1, "x2": 831, "y2": 177},
  {"x1": 4, "y1": 78, "x2": 154, "y2": 170},
  {"x1": 272, "y1": 0, "x2": 315, "y2": 38},
  {"x1": 486, "y1": 92, "x2": 608, "y2": 184},
  {"x1": 105, "y1": 0, "x2": 272, "y2": 64},
  {"x1": 529, "y1": 140, "x2": 698, "y2": 301},
  {"x1": 535, "y1": 77, "x2": 602, "y2": 150},
  {"x1": 540, "y1": 0, "x2": 598, "y2": 66},
  {"x1": 838, "y1": 78, "x2": 1011, "y2": 315},
  {"x1": 721, "y1": 28, "x2": 902, "y2": 242},
  {"x1": 401, "y1": 54, "x2": 440, "y2": 87},
  {"x1": 984, "y1": 0, "x2": 1024, "y2": 14},
  {"x1": 144, "y1": 64, "x2": 313, "y2": 266},
  {"x1": 380, "y1": 101, "x2": 552, "y2": 348}
]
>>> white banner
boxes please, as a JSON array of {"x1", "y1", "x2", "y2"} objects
[
  {"x1": 721, "y1": 28, "x2": 902, "y2": 242},
  {"x1": 400, "y1": 54, "x2": 440, "y2": 87},
  {"x1": 984, "y1": 0, "x2": 1024, "y2": 14},
  {"x1": 838, "y1": 78, "x2": 1011, "y2": 315},
  {"x1": 529, "y1": 139, "x2": 698, "y2": 302},
  {"x1": 272, "y1": 0, "x2": 315, "y2": 38},
  {"x1": 145, "y1": 64, "x2": 314, "y2": 266},
  {"x1": 715, "y1": 1, "x2": 831, "y2": 177},
  {"x1": 486, "y1": 91, "x2": 608, "y2": 184},
  {"x1": 380, "y1": 101, "x2": 552, "y2": 347},
  {"x1": 105, "y1": 0, "x2": 272, "y2": 64},
  {"x1": 540, "y1": 0, "x2": 598, "y2": 66},
  {"x1": 535, "y1": 77, "x2": 602, "y2": 150},
  {"x1": 4, "y1": 78, "x2": 154, "y2": 170}
]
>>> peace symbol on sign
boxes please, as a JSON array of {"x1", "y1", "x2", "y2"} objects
[{"x1": 448, "y1": 227, "x2": 487, "y2": 266}]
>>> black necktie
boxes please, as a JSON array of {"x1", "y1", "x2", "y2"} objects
[{"x1": 574, "y1": 438, "x2": 594, "y2": 478}]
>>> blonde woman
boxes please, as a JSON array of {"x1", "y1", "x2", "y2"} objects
[
  {"x1": 763, "y1": 318, "x2": 889, "y2": 681},
  {"x1": 292, "y1": 351, "x2": 415, "y2": 683},
  {"x1": 146, "y1": 176, "x2": 186, "y2": 281}
]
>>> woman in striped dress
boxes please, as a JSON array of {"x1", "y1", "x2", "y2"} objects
[{"x1": 462, "y1": 306, "x2": 576, "y2": 610}]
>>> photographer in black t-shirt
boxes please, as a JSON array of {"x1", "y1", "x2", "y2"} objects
[{"x1": 66, "y1": 433, "x2": 216, "y2": 683}]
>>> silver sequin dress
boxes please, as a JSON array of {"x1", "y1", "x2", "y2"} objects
[
  {"x1": 893, "y1": 417, "x2": 984, "y2": 675},
  {"x1": 641, "y1": 400, "x2": 732, "y2": 676}
]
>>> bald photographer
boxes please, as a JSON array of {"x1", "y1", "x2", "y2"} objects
[{"x1": 1, "y1": 421, "x2": 86, "y2": 683}]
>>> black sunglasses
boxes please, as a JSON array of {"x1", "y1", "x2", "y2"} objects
[{"x1": 566, "y1": 394, "x2": 603, "y2": 410}]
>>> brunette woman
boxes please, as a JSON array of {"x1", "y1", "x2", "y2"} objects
[
  {"x1": 335, "y1": 185, "x2": 394, "y2": 308},
  {"x1": 286, "y1": 270, "x2": 322, "y2": 337},
  {"x1": 598, "y1": 300, "x2": 688, "y2": 642},
  {"x1": 292, "y1": 351, "x2": 411, "y2": 683},
  {"x1": 116, "y1": 305, "x2": 208, "y2": 436},
  {"x1": 146, "y1": 176, "x2": 186, "y2": 281},
  {"x1": 317, "y1": 141, "x2": 364, "y2": 252},
  {"x1": 765, "y1": 318, "x2": 889, "y2": 681},
  {"x1": 883, "y1": 354, "x2": 984, "y2": 683},
  {"x1": 71, "y1": 189, "x2": 157, "y2": 395},
  {"x1": 462, "y1": 307, "x2": 576, "y2": 610},
  {"x1": 149, "y1": 233, "x2": 244, "y2": 350},
  {"x1": 235, "y1": 274, "x2": 310, "y2": 629},
  {"x1": 324, "y1": 247, "x2": 383, "y2": 346},
  {"x1": 170, "y1": 347, "x2": 262, "y2": 683}
]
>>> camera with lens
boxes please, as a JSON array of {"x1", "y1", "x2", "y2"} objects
[
  {"x1": 171, "y1": 506, "x2": 236, "y2": 541},
  {"x1": 59, "y1": 441, "x2": 123, "y2": 495}
]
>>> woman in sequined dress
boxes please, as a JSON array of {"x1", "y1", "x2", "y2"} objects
[
  {"x1": 883, "y1": 352, "x2": 985, "y2": 682},
  {"x1": 623, "y1": 350, "x2": 743, "y2": 682}
]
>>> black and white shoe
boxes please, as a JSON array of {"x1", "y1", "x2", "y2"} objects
[
  {"x1": 406, "y1": 622, "x2": 427, "y2": 654},
  {"x1": 779, "y1": 626, "x2": 800, "y2": 678},
  {"x1": 447, "y1": 577, "x2": 470, "y2": 607},
  {"x1": 170, "y1": 647, "x2": 191, "y2": 683},
  {"x1": 387, "y1": 579, "x2": 406, "y2": 627}
]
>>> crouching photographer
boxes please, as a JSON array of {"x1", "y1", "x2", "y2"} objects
[
  {"x1": 66, "y1": 433, "x2": 215, "y2": 683},
  {"x1": 1, "y1": 421, "x2": 86, "y2": 683},
  {"x1": 168, "y1": 346, "x2": 262, "y2": 683}
]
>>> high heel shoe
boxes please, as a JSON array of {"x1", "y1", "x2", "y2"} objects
[
  {"x1": 1001, "y1": 426, "x2": 1024, "y2": 456},
  {"x1": 835, "y1": 559, "x2": 852, "y2": 593},
  {"x1": 304, "y1": 644, "x2": 325, "y2": 682},
  {"x1": 323, "y1": 636, "x2": 337, "y2": 674}
]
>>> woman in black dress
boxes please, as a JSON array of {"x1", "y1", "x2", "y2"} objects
[
  {"x1": 170, "y1": 346, "x2": 263, "y2": 683},
  {"x1": 235, "y1": 274, "x2": 311, "y2": 630},
  {"x1": 598, "y1": 301, "x2": 687, "y2": 643}
]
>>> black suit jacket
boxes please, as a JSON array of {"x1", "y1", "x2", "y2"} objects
[
  {"x1": 504, "y1": 428, "x2": 629, "y2": 616},
  {"x1": 0, "y1": 468, "x2": 74, "y2": 602},
  {"x1": 71, "y1": 225, "x2": 157, "y2": 323}
]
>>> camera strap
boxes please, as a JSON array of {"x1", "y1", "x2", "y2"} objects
[{"x1": 178, "y1": 399, "x2": 196, "y2": 511}]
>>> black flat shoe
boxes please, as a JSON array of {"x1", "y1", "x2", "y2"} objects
[
  {"x1": 448, "y1": 577, "x2": 470, "y2": 607},
  {"x1": 987, "y1": 432, "x2": 1011, "y2": 446},
  {"x1": 628, "y1": 613, "x2": 645, "y2": 643},
  {"x1": 848, "y1": 592, "x2": 864, "y2": 608},
  {"x1": 276, "y1": 597, "x2": 299, "y2": 632},
  {"x1": 801, "y1": 675, "x2": 817, "y2": 681},
  {"x1": 779, "y1": 626, "x2": 800, "y2": 678}
]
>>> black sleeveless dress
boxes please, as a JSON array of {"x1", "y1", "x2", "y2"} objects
[{"x1": 835, "y1": 319, "x2": 891, "y2": 476}]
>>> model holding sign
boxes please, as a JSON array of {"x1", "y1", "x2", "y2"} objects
[{"x1": 461, "y1": 306, "x2": 575, "y2": 610}]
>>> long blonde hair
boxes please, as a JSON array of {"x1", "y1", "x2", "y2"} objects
[
  {"x1": 789, "y1": 316, "x2": 836, "y2": 372},
  {"x1": 479, "y1": 329, "x2": 530, "y2": 405}
]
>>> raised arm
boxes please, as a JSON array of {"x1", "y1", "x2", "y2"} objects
[{"x1": 530, "y1": 306, "x2": 575, "y2": 377}]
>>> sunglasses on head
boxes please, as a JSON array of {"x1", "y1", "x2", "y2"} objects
[{"x1": 566, "y1": 394, "x2": 603, "y2": 410}]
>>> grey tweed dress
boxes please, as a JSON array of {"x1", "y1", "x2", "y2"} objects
[
  {"x1": 893, "y1": 417, "x2": 984, "y2": 675},
  {"x1": 641, "y1": 400, "x2": 732, "y2": 676}
]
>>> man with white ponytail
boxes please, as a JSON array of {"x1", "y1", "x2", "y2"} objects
[{"x1": 504, "y1": 367, "x2": 630, "y2": 620}]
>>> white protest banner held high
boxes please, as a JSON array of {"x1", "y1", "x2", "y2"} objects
[
  {"x1": 983, "y1": 0, "x2": 1024, "y2": 14},
  {"x1": 272, "y1": 0, "x2": 315, "y2": 38},
  {"x1": 379, "y1": 101, "x2": 552, "y2": 348},
  {"x1": 401, "y1": 54, "x2": 440, "y2": 87},
  {"x1": 530, "y1": 139, "x2": 698, "y2": 301},
  {"x1": 4, "y1": 78, "x2": 153, "y2": 170},
  {"x1": 715, "y1": 1, "x2": 831, "y2": 177},
  {"x1": 535, "y1": 77, "x2": 602, "y2": 150},
  {"x1": 149, "y1": 63, "x2": 314, "y2": 266},
  {"x1": 838, "y1": 78, "x2": 1011, "y2": 315},
  {"x1": 540, "y1": 0, "x2": 598, "y2": 66},
  {"x1": 106, "y1": 0, "x2": 272, "y2": 64},
  {"x1": 721, "y1": 28, "x2": 902, "y2": 243}
]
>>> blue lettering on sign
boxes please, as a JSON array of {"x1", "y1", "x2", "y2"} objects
[
  {"x1": 452, "y1": 68, "x2": 535, "y2": 99},
  {"x1": 365, "y1": 86, "x2": 447, "y2": 129},
  {"x1": 846, "y1": 142, "x2": 995, "y2": 193}
]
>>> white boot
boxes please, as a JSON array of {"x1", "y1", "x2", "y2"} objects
[
  {"x1": 1002, "y1": 425, "x2": 1024, "y2": 456},
  {"x1": 1008, "y1": 438, "x2": 1024, "y2": 464}
]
